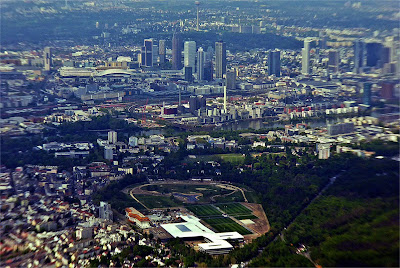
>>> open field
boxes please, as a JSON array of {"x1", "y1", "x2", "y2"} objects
[
  {"x1": 183, "y1": 154, "x2": 245, "y2": 165},
  {"x1": 186, "y1": 204, "x2": 221, "y2": 217},
  {"x1": 215, "y1": 154, "x2": 245, "y2": 164},
  {"x1": 215, "y1": 203, "x2": 252, "y2": 216},
  {"x1": 203, "y1": 217, "x2": 252, "y2": 235},
  {"x1": 213, "y1": 190, "x2": 245, "y2": 203},
  {"x1": 142, "y1": 183, "x2": 231, "y2": 203},
  {"x1": 135, "y1": 195, "x2": 183, "y2": 209}
]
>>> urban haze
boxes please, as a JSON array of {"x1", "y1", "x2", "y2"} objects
[{"x1": 0, "y1": 0, "x2": 399, "y2": 267}]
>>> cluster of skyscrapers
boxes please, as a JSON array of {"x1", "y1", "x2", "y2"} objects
[
  {"x1": 353, "y1": 40, "x2": 394, "y2": 74},
  {"x1": 300, "y1": 36, "x2": 396, "y2": 75},
  {"x1": 139, "y1": 31, "x2": 227, "y2": 83}
]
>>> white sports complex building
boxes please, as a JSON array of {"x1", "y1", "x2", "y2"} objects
[{"x1": 161, "y1": 215, "x2": 244, "y2": 255}]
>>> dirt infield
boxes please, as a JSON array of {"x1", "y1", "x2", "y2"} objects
[{"x1": 241, "y1": 202, "x2": 271, "y2": 241}]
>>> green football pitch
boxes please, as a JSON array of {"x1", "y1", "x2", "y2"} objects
[{"x1": 203, "y1": 217, "x2": 252, "y2": 235}]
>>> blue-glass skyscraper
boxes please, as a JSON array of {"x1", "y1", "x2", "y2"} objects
[
  {"x1": 268, "y1": 50, "x2": 281, "y2": 77},
  {"x1": 363, "y1": 82, "x2": 372, "y2": 105},
  {"x1": 353, "y1": 40, "x2": 364, "y2": 73}
]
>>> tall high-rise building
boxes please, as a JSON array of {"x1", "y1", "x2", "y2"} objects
[
  {"x1": 268, "y1": 50, "x2": 281, "y2": 77},
  {"x1": 44, "y1": 47, "x2": 52, "y2": 71},
  {"x1": 184, "y1": 41, "x2": 196, "y2": 71},
  {"x1": 195, "y1": 1, "x2": 200, "y2": 31},
  {"x1": 153, "y1": 44, "x2": 159, "y2": 65},
  {"x1": 140, "y1": 39, "x2": 153, "y2": 67},
  {"x1": 99, "y1": 202, "x2": 113, "y2": 221},
  {"x1": 226, "y1": 71, "x2": 236, "y2": 90},
  {"x1": 319, "y1": 32, "x2": 328, "y2": 49},
  {"x1": 189, "y1": 95, "x2": 199, "y2": 113},
  {"x1": 108, "y1": 130, "x2": 117, "y2": 144},
  {"x1": 206, "y1": 46, "x2": 214, "y2": 62},
  {"x1": 197, "y1": 47, "x2": 205, "y2": 81},
  {"x1": 204, "y1": 61, "x2": 213, "y2": 81},
  {"x1": 301, "y1": 39, "x2": 311, "y2": 75},
  {"x1": 353, "y1": 40, "x2": 364, "y2": 73},
  {"x1": 380, "y1": 47, "x2": 391, "y2": 67},
  {"x1": 159, "y1": 40, "x2": 166, "y2": 63},
  {"x1": 172, "y1": 31, "x2": 183, "y2": 70},
  {"x1": 363, "y1": 82, "x2": 372, "y2": 105},
  {"x1": 384, "y1": 36, "x2": 397, "y2": 63},
  {"x1": 328, "y1": 49, "x2": 340, "y2": 73},
  {"x1": 215, "y1": 41, "x2": 226, "y2": 79},
  {"x1": 366, "y1": 42, "x2": 383, "y2": 67},
  {"x1": 184, "y1": 66, "x2": 193, "y2": 82}
]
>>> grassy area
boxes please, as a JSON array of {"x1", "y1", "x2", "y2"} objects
[
  {"x1": 142, "y1": 183, "x2": 232, "y2": 203},
  {"x1": 184, "y1": 154, "x2": 245, "y2": 165},
  {"x1": 184, "y1": 155, "x2": 214, "y2": 163},
  {"x1": 215, "y1": 153, "x2": 245, "y2": 164},
  {"x1": 203, "y1": 217, "x2": 252, "y2": 235},
  {"x1": 213, "y1": 191, "x2": 245, "y2": 203},
  {"x1": 135, "y1": 195, "x2": 183, "y2": 209},
  {"x1": 186, "y1": 204, "x2": 222, "y2": 217},
  {"x1": 243, "y1": 189, "x2": 261, "y2": 204},
  {"x1": 215, "y1": 203, "x2": 252, "y2": 216}
]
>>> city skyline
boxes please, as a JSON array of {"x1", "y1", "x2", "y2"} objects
[{"x1": 0, "y1": 1, "x2": 399, "y2": 267}]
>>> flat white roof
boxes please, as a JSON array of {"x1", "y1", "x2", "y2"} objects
[
  {"x1": 160, "y1": 215, "x2": 214, "y2": 238},
  {"x1": 161, "y1": 215, "x2": 244, "y2": 252}
]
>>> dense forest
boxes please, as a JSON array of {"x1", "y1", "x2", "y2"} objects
[{"x1": 250, "y1": 157, "x2": 399, "y2": 267}]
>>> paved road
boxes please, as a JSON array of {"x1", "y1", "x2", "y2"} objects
[{"x1": 129, "y1": 190, "x2": 150, "y2": 210}]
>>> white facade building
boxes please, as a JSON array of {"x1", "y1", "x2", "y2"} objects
[
  {"x1": 184, "y1": 41, "x2": 197, "y2": 72},
  {"x1": 161, "y1": 215, "x2": 244, "y2": 255},
  {"x1": 108, "y1": 131, "x2": 117, "y2": 144}
]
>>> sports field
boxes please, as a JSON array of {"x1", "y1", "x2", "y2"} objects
[
  {"x1": 186, "y1": 204, "x2": 221, "y2": 217},
  {"x1": 203, "y1": 217, "x2": 252, "y2": 235},
  {"x1": 216, "y1": 154, "x2": 245, "y2": 164},
  {"x1": 215, "y1": 203, "x2": 252, "y2": 216}
]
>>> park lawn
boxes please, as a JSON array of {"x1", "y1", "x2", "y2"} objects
[
  {"x1": 186, "y1": 204, "x2": 222, "y2": 217},
  {"x1": 215, "y1": 153, "x2": 245, "y2": 164},
  {"x1": 183, "y1": 154, "x2": 215, "y2": 163},
  {"x1": 135, "y1": 195, "x2": 183, "y2": 209},
  {"x1": 203, "y1": 217, "x2": 252, "y2": 235},
  {"x1": 213, "y1": 191, "x2": 245, "y2": 203},
  {"x1": 216, "y1": 203, "x2": 252, "y2": 216}
]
